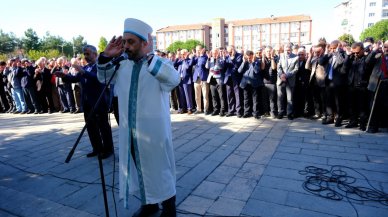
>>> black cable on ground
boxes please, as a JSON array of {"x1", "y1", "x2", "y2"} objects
[{"x1": 299, "y1": 165, "x2": 388, "y2": 217}]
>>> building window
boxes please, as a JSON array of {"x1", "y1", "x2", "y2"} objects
[
  {"x1": 369, "y1": 2, "x2": 376, "y2": 6},
  {"x1": 368, "y1": 23, "x2": 374, "y2": 27},
  {"x1": 369, "y1": 13, "x2": 375, "y2": 17},
  {"x1": 383, "y1": 10, "x2": 388, "y2": 17}
]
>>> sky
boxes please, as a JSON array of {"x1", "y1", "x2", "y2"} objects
[{"x1": 0, "y1": 0, "x2": 341, "y2": 47}]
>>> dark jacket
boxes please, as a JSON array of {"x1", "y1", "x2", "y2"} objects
[
  {"x1": 62, "y1": 63, "x2": 109, "y2": 112},
  {"x1": 238, "y1": 59, "x2": 263, "y2": 88},
  {"x1": 192, "y1": 55, "x2": 209, "y2": 82},
  {"x1": 224, "y1": 52, "x2": 243, "y2": 84},
  {"x1": 319, "y1": 51, "x2": 347, "y2": 87}
]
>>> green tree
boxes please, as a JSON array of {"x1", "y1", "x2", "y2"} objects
[
  {"x1": 0, "y1": 30, "x2": 18, "y2": 54},
  {"x1": 98, "y1": 37, "x2": 108, "y2": 53},
  {"x1": 166, "y1": 41, "x2": 185, "y2": 53},
  {"x1": 72, "y1": 35, "x2": 87, "y2": 56},
  {"x1": 40, "y1": 32, "x2": 65, "y2": 53},
  {"x1": 26, "y1": 49, "x2": 60, "y2": 61},
  {"x1": 359, "y1": 19, "x2": 388, "y2": 42},
  {"x1": 338, "y1": 33, "x2": 355, "y2": 45},
  {"x1": 22, "y1": 28, "x2": 41, "y2": 52},
  {"x1": 182, "y1": 39, "x2": 205, "y2": 52}
]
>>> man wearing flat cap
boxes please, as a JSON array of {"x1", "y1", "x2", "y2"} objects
[{"x1": 97, "y1": 18, "x2": 180, "y2": 217}]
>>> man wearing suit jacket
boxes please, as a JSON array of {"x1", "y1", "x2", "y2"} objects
[
  {"x1": 192, "y1": 46, "x2": 210, "y2": 114},
  {"x1": 224, "y1": 45, "x2": 243, "y2": 117},
  {"x1": 177, "y1": 49, "x2": 195, "y2": 114},
  {"x1": 319, "y1": 40, "x2": 347, "y2": 127},
  {"x1": 276, "y1": 43, "x2": 299, "y2": 119},
  {"x1": 206, "y1": 48, "x2": 227, "y2": 116},
  {"x1": 238, "y1": 50, "x2": 263, "y2": 119},
  {"x1": 306, "y1": 44, "x2": 327, "y2": 119}
]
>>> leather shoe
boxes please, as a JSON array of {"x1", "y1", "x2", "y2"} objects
[
  {"x1": 211, "y1": 111, "x2": 219, "y2": 116},
  {"x1": 161, "y1": 196, "x2": 176, "y2": 217},
  {"x1": 132, "y1": 204, "x2": 159, "y2": 217},
  {"x1": 345, "y1": 122, "x2": 358, "y2": 128},
  {"x1": 225, "y1": 113, "x2": 234, "y2": 117},
  {"x1": 334, "y1": 118, "x2": 342, "y2": 127},
  {"x1": 219, "y1": 112, "x2": 225, "y2": 117},
  {"x1": 287, "y1": 114, "x2": 294, "y2": 120},
  {"x1": 100, "y1": 151, "x2": 113, "y2": 159},
  {"x1": 276, "y1": 114, "x2": 283, "y2": 119},
  {"x1": 322, "y1": 118, "x2": 334, "y2": 125},
  {"x1": 367, "y1": 127, "x2": 378, "y2": 134},
  {"x1": 86, "y1": 151, "x2": 98, "y2": 158},
  {"x1": 243, "y1": 113, "x2": 252, "y2": 118}
]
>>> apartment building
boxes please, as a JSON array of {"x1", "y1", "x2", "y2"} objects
[
  {"x1": 156, "y1": 14, "x2": 312, "y2": 51},
  {"x1": 335, "y1": 0, "x2": 388, "y2": 40}
]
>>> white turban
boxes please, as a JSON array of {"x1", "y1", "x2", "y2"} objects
[{"x1": 123, "y1": 18, "x2": 152, "y2": 41}]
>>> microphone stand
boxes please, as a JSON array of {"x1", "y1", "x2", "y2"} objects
[{"x1": 65, "y1": 63, "x2": 121, "y2": 217}]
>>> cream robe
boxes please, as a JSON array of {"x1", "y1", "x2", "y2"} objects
[{"x1": 97, "y1": 56, "x2": 180, "y2": 207}]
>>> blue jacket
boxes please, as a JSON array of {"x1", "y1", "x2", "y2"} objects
[
  {"x1": 224, "y1": 52, "x2": 243, "y2": 84},
  {"x1": 176, "y1": 57, "x2": 195, "y2": 84},
  {"x1": 192, "y1": 55, "x2": 209, "y2": 81},
  {"x1": 238, "y1": 59, "x2": 264, "y2": 88}
]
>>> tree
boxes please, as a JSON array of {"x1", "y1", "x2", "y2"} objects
[
  {"x1": 182, "y1": 39, "x2": 205, "y2": 52},
  {"x1": 40, "y1": 32, "x2": 65, "y2": 53},
  {"x1": 98, "y1": 37, "x2": 108, "y2": 53},
  {"x1": 22, "y1": 28, "x2": 41, "y2": 52},
  {"x1": 72, "y1": 35, "x2": 87, "y2": 56},
  {"x1": 0, "y1": 30, "x2": 18, "y2": 54},
  {"x1": 166, "y1": 41, "x2": 185, "y2": 53},
  {"x1": 359, "y1": 19, "x2": 388, "y2": 42},
  {"x1": 338, "y1": 33, "x2": 355, "y2": 45}
]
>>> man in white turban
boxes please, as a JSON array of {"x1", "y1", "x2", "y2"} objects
[{"x1": 97, "y1": 18, "x2": 180, "y2": 217}]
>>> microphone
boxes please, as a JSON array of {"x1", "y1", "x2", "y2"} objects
[{"x1": 111, "y1": 52, "x2": 128, "y2": 65}]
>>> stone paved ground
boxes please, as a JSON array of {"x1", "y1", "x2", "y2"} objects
[{"x1": 1, "y1": 112, "x2": 388, "y2": 217}]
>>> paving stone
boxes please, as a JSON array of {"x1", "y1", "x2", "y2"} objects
[
  {"x1": 250, "y1": 186, "x2": 289, "y2": 205},
  {"x1": 220, "y1": 177, "x2": 257, "y2": 201},
  {"x1": 242, "y1": 199, "x2": 334, "y2": 217},
  {"x1": 273, "y1": 152, "x2": 328, "y2": 165},
  {"x1": 178, "y1": 195, "x2": 214, "y2": 215},
  {"x1": 222, "y1": 153, "x2": 248, "y2": 168},
  {"x1": 206, "y1": 165, "x2": 239, "y2": 184},
  {"x1": 207, "y1": 197, "x2": 245, "y2": 216},
  {"x1": 235, "y1": 162, "x2": 265, "y2": 180},
  {"x1": 192, "y1": 180, "x2": 226, "y2": 200}
]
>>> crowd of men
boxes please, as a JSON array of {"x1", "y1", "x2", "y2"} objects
[
  {"x1": 161, "y1": 37, "x2": 388, "y2": 134},
  {"x1": 1, "y1": 37, "x2": 387, "y2": 134}
]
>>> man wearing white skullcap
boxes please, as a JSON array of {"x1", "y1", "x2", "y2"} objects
[{"x1": 97, "y1": 18, "x2": 180, "y2": 217}]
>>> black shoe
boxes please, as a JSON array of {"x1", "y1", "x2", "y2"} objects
[
  {"x1": 243, "y1": 113, "x2": 252, "y2": 118},
  {"x1": 359, "y1": 124, "x2": 366, "y2": 131},
  {"x1": 237, "y1": 114, "x2": 242, "y2": 118},
  {"x1": 311, "y1": 114, "x2": 322, "y2": 119},
  {"x1": 27, "y1": 110, "x2": 33, "y2": 114},
  {"x1": 334, "y1": 118, "x2": 342, "y2": 127},
  {"x1": 48, "y1": 110, "x2": 53, "y2": 114},
  {"x1": 33, "y1": 110, "x2": 39, "y2": 114},
  {"x1": 211, "y1": 111, "x2": 219, "y2": 116},
  {"x1": 322, "y1": 118, "x2": 334, "y2": 125},
  {"x1": 20, "y1": 111, "x2": 27, "y2": 114},
  {"x1": 276, "y1": 114, "x2": 283, "y2": 119},
  {"x1": 86, "y1": 151, "x2": 98, "y2": 158},
  {"x1": 132, "y1": 204, "x2": 159, "y2": 217},
  {"x1": 345, "y1": 122, "x2": 358, "y2": 128},
  {"x1": 226, "y1": 113, "x2": 235, "y2": 117},
  {"x1": 194, "y1": 110, "x2": 203, "y2": 114},
  {"x1": 205, "y1": 111, "x2": 212, "y2": 115},
  {"x1": 219, "y1": 112, "x2": 225, "y2": 117},
  {"x1": 161, "y1": 196, "x2": 176, "y2": 217},
  {"x1": 100, "y1": 151, "x2": 113, "y2": 159},
  {"x1": 367, "y1": 127, "x2": 378, "y2": 134},
  {"x1": 287, "y1": 114, "x2": 294, "y2": 120},
  {"x1": 60, "y1": 109, "x2": 69, "y2": 113},
  {"x1": 254, "y1": 115, "x2": 261, "y2": 119}
]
